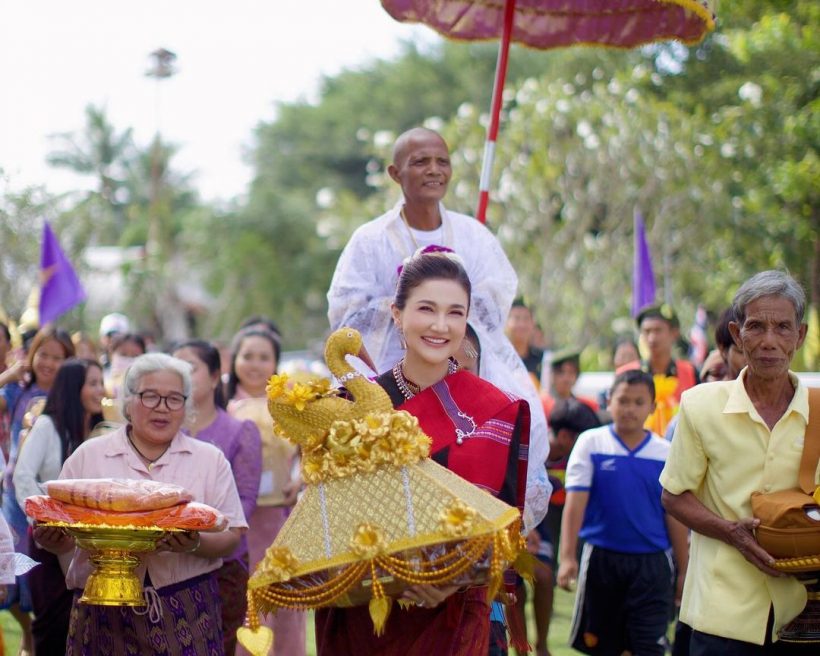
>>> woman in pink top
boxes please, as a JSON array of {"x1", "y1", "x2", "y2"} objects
[{"x1": 34, "y1": 353, "x2": 247, "y2": 656}]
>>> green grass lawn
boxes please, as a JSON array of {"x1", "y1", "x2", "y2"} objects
[
  {"x1": 0, "y1": 587, "x2": 581, "y2": 655},
  {"x1": 1, "y1": 611, "x2": 21, "y2": 654},
  {"x1": 539, "y1": 586, "x2": 579, "y2": 655}
]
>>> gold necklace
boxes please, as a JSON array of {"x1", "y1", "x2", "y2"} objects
[
  {"x1": 400, "y1": 206, "x2": 451, "y2": 256},
  {"x1": 399, "y1": 207, "x2": 420, "y2": 251},
  {"x1": 392, "y1": 358, "x2": 459, "y2": 401},
  {"x1": 392, "y1": 360, "x2": 421, "y2": 400}
]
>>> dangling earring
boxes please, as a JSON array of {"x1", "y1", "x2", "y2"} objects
[
  {"x1": 461, "y1": 339, "x2": 478, "y2": 360},
  {"x1": 396, "y1": 325, "x2": 407, "y2": 350}
]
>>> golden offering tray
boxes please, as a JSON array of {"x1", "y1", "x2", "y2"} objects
[
  {"x1": 43, "y1": 522, "x2": 181, "y2": 607},
  {"x1": 771, "y1": 555, "x2": 820, "y2": 643},
  {"x1": 773, "y1": 554, "x2": 820, "y2": 574}
]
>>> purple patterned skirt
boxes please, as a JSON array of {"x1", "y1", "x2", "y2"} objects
[{"x1": 66, "y1": 572, "x2": 224, "y2": 656}]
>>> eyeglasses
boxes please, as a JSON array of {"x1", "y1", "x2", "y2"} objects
[{"x1": 136, "y1": 391, "x2": 187, "y2": 411}]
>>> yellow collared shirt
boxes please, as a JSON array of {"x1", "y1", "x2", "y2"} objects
[{"x1": 660, "y1": 369, "x2": 811, "y2": 644}]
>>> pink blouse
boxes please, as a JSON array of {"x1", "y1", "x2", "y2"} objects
[{"x1": 61, "y1": 426, "x2": 247, "y2": 591}]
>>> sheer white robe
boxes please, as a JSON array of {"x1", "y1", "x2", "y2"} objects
[{"x1": 327, "y1": 199, "x2": 551, "y2": 530}]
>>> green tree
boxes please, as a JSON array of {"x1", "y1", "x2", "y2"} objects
[
  {"x1": 324, "y1": 70, "x2": 734, "y2": 352},
  {"x1": 0, "y1": 176, "x2": 52, "y2": 321},
  {"x1": 26, "y1": 0, "x2": 814, "y2": 355},
  {"x1": 310, "y1": 1, "x2": 818, "y2": 362},
  {"x1": 225, "y1": 40, "x2": 625, "y2": 346},
  {"x1": 649, "y1": 2, "x2": 819, "y2": 312},
  {"x1": 0, "y1": 173, "x2": 92, "y2": 331},
  {"x1": 46, "y1": 104, "x2": 136, "y2": 244},
  {"x1": 118, "y1": 136, "x2": 205, "y2": 341},
  {"x1": 46, "y1": 109, "x2": 207, "y2": 341}
]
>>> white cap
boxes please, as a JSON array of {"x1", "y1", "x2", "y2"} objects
[{"x1": 99, "y1": 313, "x2": 130, "y2": 338}]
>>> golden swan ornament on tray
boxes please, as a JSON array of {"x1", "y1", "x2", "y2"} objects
[{"x1": 265, "y1": 327, "x2": 392, "y2": 451}]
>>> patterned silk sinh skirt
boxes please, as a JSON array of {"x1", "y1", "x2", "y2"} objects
[{"x1": 66, "y1": 572, "x2": 223, "y2": 656}]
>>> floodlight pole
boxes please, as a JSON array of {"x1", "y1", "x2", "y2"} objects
[{"x1": 145, "y1": 48, "x2": 177, "y2": 260}]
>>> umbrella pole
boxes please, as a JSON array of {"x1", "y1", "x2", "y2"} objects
[{"x1": 476, "y1": 0, "x2": 516, "y2": 223}]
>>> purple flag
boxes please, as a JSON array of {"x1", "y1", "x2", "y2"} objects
[
  {"x1": 631, "y1": 212, "x2": 656, "y2": 317},
  {"x1": 38, "y1": 222, "x2": 86, "y2": 324}
]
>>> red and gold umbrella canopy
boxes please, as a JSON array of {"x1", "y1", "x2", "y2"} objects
[
  {"x1": 382, "y1": 0, "x2": 714, "y2": 49},
  {"x1": 381, "y1": 0, "x2": 716, "y2": 221}
]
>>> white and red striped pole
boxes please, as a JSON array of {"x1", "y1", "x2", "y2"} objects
[{"x1": 476, "y1": 0, "x2": 517, "y2": 223}]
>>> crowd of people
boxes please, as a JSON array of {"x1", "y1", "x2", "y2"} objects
[
  {"x1": 0, "y1": 314, "x2": 301, "y2": 655},
  {"x1": 0, "y1": 127, "x2": 814, "y2": 656}
]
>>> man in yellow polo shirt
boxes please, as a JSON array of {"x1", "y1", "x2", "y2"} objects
[{"x1": 660, "y1": 270, "x2": 812, "y2": 652}]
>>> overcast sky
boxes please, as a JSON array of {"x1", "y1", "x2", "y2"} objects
[{"x1": 0, "y1": 1, "x2": 433, "y2": 201}]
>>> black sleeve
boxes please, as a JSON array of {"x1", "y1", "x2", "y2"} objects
[
  {"x1": 497, "y1": 405, "x2": 525, "y2": 509},
  {"x1": 374, "y1": 370, "x2": 406, "y2": 409}
]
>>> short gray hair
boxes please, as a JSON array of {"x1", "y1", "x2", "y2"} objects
[
  {"x1": 121, "y1": 353, "x2": 193, "y2": 419},
  {"x1": 732, "y1": 270, "x2": 806, "y2": 326}
]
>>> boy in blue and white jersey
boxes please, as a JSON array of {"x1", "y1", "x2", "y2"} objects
[{"x1": 556, "y1": 369, "x2": 689, "y2": 656}]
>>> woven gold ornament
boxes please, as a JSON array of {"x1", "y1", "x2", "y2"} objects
[{"x1": 237, "y1": 328, "x2": 525, "y2": 656}]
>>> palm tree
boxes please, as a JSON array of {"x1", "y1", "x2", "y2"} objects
[{"x1": 47, "y1": 104, "x2": 135, "y2": 239}]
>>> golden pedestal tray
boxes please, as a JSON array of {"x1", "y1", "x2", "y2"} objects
[
  {"x1": 46, "y1": 523, "x2": 179, "y2": 607},
  {"x1": 773, "y1": 556, "x2": 820, "y2": 643}
]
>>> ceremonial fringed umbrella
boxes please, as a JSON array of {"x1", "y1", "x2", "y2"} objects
[{"x1": 380, "y1": 0, "x2": 716, "y2": 222}]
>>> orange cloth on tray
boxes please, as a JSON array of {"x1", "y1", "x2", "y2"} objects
[{"x1": 25, "y1": 495, "x2": 227, "y2": 531}]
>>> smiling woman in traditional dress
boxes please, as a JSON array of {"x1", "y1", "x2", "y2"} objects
[
  {"x1": 33, "y1": 353, "x2": 247, "y2": 656},
  {"x1": 316, "y1": 248, "x2": 530, "y2": 655}
]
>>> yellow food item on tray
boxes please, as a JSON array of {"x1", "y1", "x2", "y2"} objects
[
  {"x1": 46, "y1": 478, "x2": 193, "y2": 512},
  {"x1": 26, "y1": 495, "x2": 227, "y2": 531}
]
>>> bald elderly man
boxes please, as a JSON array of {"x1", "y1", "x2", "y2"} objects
[{"x1": 327, "y1": 127, "x2": 551, "y2": 531}]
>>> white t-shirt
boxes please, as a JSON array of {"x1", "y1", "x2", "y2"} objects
[{"x1": 14, "y1": 414, "x2": 63, "y2": 511}]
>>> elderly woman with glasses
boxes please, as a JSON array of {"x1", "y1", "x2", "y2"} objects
[{"x1": 33, "y1": 353, "x2": 248, "y2": 656}]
